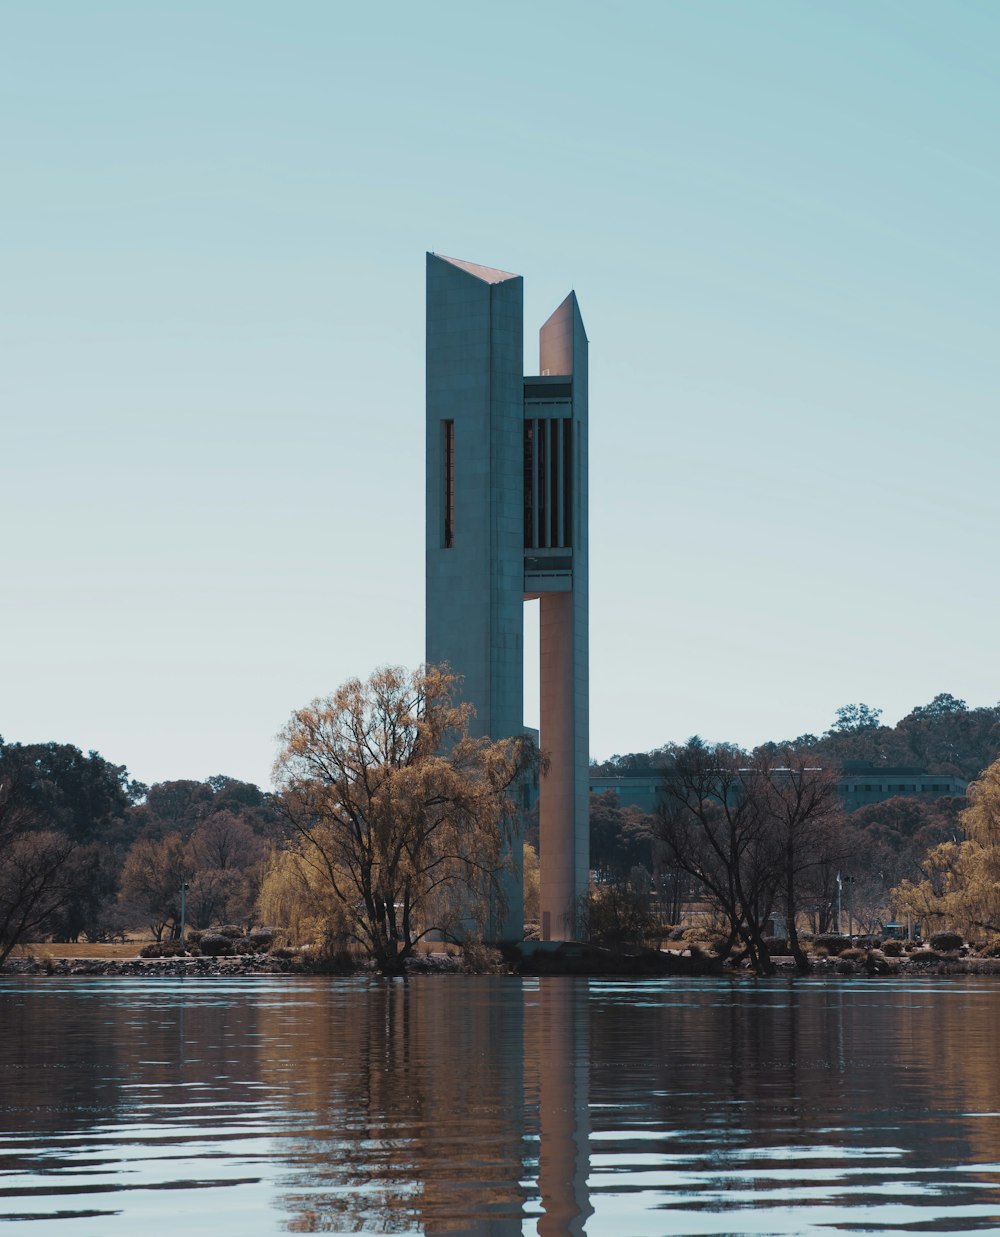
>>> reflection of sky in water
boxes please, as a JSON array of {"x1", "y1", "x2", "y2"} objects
[{"x1": 2, "y1": 977, "x2": 1000, "y2": 1234}]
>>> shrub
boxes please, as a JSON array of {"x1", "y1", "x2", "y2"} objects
[
  {"x1": 814, "y1": 946, "x2": 830, "y2": 960},
  {"x1": 218, "y1": 924, "x2": 243, "y2": 939},
  {"x1": 582, "y1": 882, "x2": 654, "y2": 948},
  {"x1": 186, "y1": 929, "x2": 204, "y2": 946},
  {"x1": 762, "y1": 936, "x2": 789, "y2": 955},
  {"x1": 911, "y1": 949, "x2": 943, "y2": 964},
  {"x1": 839, "y1": 947, "x2": 866, "y2": 962},
  {"x1": 836, "y1": 958, "x2": 857, "y2": 975},
  {"x1": 460, "y1": 943, "x2": 506, "y2": 974},
  {"x1": 812, "y1": 934, "x2": 849, "y2": 956},
  {"x1": 199, "y1": 932, "x2": 233, "y2": 957},
  {"x1": 139, "y1": 943, "x2": 162, "y2": 958},
  {"x1": 929, "y1": 931, "x2": 963, "y2": 952},
  {"x1": 980, "y1": 937, "x2": 1000, "y2": 958},
  {"x1": 249, "y1": 928, "x2": 277, "y2": 952},
  {"x1": 882, "y1": 939, "x2": 904, "y2": 957}
]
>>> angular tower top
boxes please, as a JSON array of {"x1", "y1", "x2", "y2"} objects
[
  {"x1": 430, "y1": 252, "x2": 520, "y2": 285},
  {"x1": 540, "y1": 290, "x2": 588, "y2": 376}
]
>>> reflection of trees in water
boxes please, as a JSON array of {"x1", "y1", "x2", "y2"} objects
[
  {"x1": 261, "y1": 979, "x2": 528, "y2": 1234},
  {"x1": 10, "y1": 978, "x2": 1000, "y2": 1233},
  {"x1": 586, "y1": 980, "x2": 1000, "y2": 1215}
]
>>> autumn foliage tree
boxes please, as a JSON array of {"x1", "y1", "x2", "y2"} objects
[
  {"x1": 273, "y1": 664, "x2": 535, "y2": 974},
  {"x1": 893, "y1": 756, "x2": 1000, "y2": 942}
]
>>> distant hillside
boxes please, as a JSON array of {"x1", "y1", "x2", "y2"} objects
[{"x1": 592, "y1": 694, "x2": 1000, "y2": 785}]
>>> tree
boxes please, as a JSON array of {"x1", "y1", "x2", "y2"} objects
[
  {"x1": 273, "y1": 664, "x2": 535, "y2": 975},
  {"x1": 657, "y1": 743, "x2": 844, "y2": 974},
  {"x1": 657, "y1": 742, "x2": 779, "y2": 973},
  {"x1": 186, "y1": 812, "x2": 266, "y2": 928},
  {"x1": 755, "y1": 749, "x2": 843, "y2": 971},
  {"x1": 893, "y1": 756, "x2": 1000, "y2": 942},
  {"x1": 589, "y1": 790, "x2": 656, "y2": 878},
  {"x1": 117, "y1": 834, "x2": 191, "y2": 941},
  {"x1": 0, "y1": 740, "x2": 138, "y2": 845},
  {"x1": 829, "y1": 704, "x2": 883, "y2": 734},
  {"x1": 0, "y1": 776, "x2": 78, "y2": 964}
]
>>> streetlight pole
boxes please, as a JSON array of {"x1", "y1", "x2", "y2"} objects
[
  {"x1": 180, "y1": 881, "x2": 189, "y2": 949},
  {"x1": 846, "y1": 876, "x2": 855, "y2": 938}
]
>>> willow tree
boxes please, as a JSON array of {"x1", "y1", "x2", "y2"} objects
[
  {"x1": 894, "y1": 757, "x2": 1000, "y2": 942},
  {"x1": 273, "y1": 664, "x2": 534, "y2": 974}
]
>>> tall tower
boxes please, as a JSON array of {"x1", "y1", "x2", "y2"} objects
[{"x1": 426, "y1": 253, "x2": 589, "y2": 941}]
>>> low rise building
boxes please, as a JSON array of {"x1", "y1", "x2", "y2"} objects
[{"x1": 589, "y1": 762, "x2": 966, "y2": 815}]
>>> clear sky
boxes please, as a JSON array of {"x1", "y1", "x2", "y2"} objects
[{"x1": 3, "y1": 1, "x2": 998, "y2": 790}]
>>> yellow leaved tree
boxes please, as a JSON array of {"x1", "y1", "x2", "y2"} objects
[
  {"x1": 272, "y1": 664, "x2": 535, "y2": 974},
  {"x1": 893, "y1": 757, "x2": 1000, "y2": 942}
]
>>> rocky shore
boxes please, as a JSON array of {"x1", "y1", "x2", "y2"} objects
[{"x1": 6, "y1": 945, "x2": 1000, "y2": 979}]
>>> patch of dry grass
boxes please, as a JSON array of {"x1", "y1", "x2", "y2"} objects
[{"x1": 14, "y1": 941, "x2": 149, "y2": 960}]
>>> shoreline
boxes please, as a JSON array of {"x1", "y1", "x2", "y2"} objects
[{"x1": 5, "y1": 948, "x2": 1000, "y2": 981}]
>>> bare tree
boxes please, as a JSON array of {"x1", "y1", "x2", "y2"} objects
[
  {"x1": 0, "y1": 777, "x2": 77, "y2": 964},
  {"x1": 658, "y1": 743, "x2": 844, "y2": 974},
  {"x1": 756, "y1": 748, "x2": 844, "y2": 972},
  {"x1": 658, "y1": 742, "x2": 779, "y2": 973}
]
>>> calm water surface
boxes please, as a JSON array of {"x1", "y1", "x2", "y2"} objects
[{"x1": 2, "y1": 976, "x2": 1000, "y2": 1235}]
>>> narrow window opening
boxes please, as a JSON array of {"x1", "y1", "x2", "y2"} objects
[
  {"x1": 523, "y1": 421, "x2": 534, "y2": 549},
  {"x1": 548, "y1": 419, "x2": 559, "y2": 547},
  {"x1": 443, "y1": 420, "x2": 455, "y2": 548},
  {"x1": 563, "y1": 419, "x2": 573, "y2": 548}
]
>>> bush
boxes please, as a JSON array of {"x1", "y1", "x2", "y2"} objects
[
  {"x1": 882, "y1": 939, "x2": 904, "y2": 957},
  {"x1": 186, "y1": 929, "x2": 204, "y2": 946},
  {"x1": 979, "y1": 936, "x2": 1000, "y2": 958},
  {"x1": 218, "y1": 924, "x2": 243, "y2": 939},
  {"x1": 139, "y1": 943, "x2": 162, "y2": 958},
  {"x1": 836, "y1": 958, "x2": 857, "y2": 975},
  {"x1": 460, "y1": 943, "x2": 506, "y2": 974},
  {"x1": 911, "y1": 949, "x2": 943, "y2": 964},
  {"x1": 249, "y1": 928, "x2": 277, "y2": 952},
  {"x1": 839, "y1": 947, "x2": 866, "y2": 962},
  {"x1": 582, "y1": 882, "x2": 654, "y2": 948},
  {"x1": 929, "y1": 931, "x2": 963, "y2": 952},
  {"x1": 762, "y1": 936, "x2": 789, "y2": 955},
  {"x1": 812, "y1": 934, "x2": 849, "y2": 956},
  {"x1": 199, "y1": 932, "x2": 234, "y2": 957}
]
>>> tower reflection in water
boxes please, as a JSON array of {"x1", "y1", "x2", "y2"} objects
[{"x1": 263, "y1": 977, "x2": 591, "y2": 1235}]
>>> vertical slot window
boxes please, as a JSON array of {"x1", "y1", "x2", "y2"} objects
[
  {"x1": 563, "y1": 419, "x2": 573, "y2": 548},
  {"x1": 523, "y1": 421, "x2": 535, "y2": 548},
  {"x1": 537, "y1": 419, "x2": 547, "y2": 548},
  {"x1": 549, "y1": 419, "x2": 559, "y2": 547},
  {"x1": 443, "y1": 420, "x2": 455, "y2": 548}
]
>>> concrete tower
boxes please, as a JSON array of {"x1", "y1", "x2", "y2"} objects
[{"x1": 426, "y1": 253, "x2": 589, "y2": 941}]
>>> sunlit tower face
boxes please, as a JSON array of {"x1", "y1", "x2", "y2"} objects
[{"x1": 425, "y1": 253, "x2": 589, "y2": 941}]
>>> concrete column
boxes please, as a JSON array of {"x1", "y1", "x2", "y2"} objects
[{"x1": 540, "y1": 592, "x2": 576, "y2": 940}]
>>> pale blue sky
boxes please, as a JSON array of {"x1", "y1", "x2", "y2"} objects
[{"x1": 3, "y1": 1, "x2": 998, "y2": 789}]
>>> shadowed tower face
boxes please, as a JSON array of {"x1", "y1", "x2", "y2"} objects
[{"x1": 425, "y1": 253, "x2": 589, "y2": 940}]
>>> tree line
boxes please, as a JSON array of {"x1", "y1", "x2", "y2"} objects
[
  {"x1": 0, "y1": 740, "x2": 282, "y2": 964},
  {"x1": 4, "y1": 687, "x2": 1000, "y2": 974},
  {"x1": 583, "y1": 693, "x2": 1000, "y2": 972}
]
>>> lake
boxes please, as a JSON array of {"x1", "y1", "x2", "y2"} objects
[{"x1": 3, "y1": 975, "x2": 1000, "y2": 1235}]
